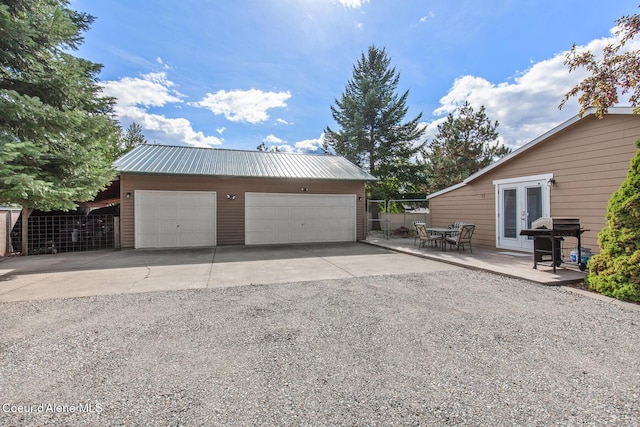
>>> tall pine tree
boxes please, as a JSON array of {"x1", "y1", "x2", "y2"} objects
[
  {"x1": 324, "y1": 45, "x2": 426, "y2": 200},
  {"x1": 117, "y1": 122, "x2": 147, "y2": 158},
  {"x1": 423, "y1": 102, "x2": 510, "y2": 193},
  {"x1": 0, "y1": 0, "x2": 120, "y2": 253}
]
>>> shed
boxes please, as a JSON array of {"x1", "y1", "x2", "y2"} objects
[
  {"x1": 427, "y1": 107, "x2": 640, "y2": 254},
  {"x1": 114, "y1": 145, "x2": 376, "y2": 249}
]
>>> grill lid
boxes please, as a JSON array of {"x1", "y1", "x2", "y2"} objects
[{"x1": 531, "y1": 217, "x2": 580, "y2": 229}]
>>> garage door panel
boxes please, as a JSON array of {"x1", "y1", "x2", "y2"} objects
[
  {"x1": 135, "y1": 190, "x2": 216, "y2": 249},
  {"x1": 178, "y1": 207, "x2": 198, "y2": 219},
  {"x1": 245, "y1": 193, "x2": 356, "y2": 245},
  {"x1": 157, "y1": 234, "x2": 178, "y2": 247},
  {"x1": 137, "y1": 235, "x2": 158, "y2": 248}
]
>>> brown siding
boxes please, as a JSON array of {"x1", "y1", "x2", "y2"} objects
[
  {"x1": 120, "y1": 174, "x2": 366, "y2": 248},
  {"x1": 0, "y1": 211, "x2": 8, "y2": 257},
  {"x1": 430, "y1": 114, "x2": 640, "y2": 252}
]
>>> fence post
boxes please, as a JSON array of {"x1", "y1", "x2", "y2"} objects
[{"x1": 114, "y1": 217, "x2": 121, "y2": 249}]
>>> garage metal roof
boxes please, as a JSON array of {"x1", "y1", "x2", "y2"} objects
[{"x1": 114, "y1": 144, "x2": 377, "y2": 181}]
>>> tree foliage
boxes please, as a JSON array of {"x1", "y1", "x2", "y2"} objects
[
  {"x1": 560, "y1": 4, "x2": 640, "y2": 117},
  {"x1": 0, "y1": 0, "x2": 120, "y2": 212},
  {"x1": 586, "y1": 139, "x2": 640, "y2": 302},
  {"x1": 423, "y1": 102, "x2": 510, "y2": 194},
  {"x1": 324, "y1": 45, "x2": 426, "y2": 199},
  {"x1": 256, "y1": 141, "x2": 280, "y2": 152},
  {"x1": 116, "y1": 122, "x2": 147, "y2": 158}
]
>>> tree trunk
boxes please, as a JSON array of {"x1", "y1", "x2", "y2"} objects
[{"x1": 20, "y1": 207, "x2": 33, "y2": 255}]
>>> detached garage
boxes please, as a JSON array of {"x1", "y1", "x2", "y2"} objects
[{"x1": 114, "y1": 145, "x2": 376, "y2": 248}]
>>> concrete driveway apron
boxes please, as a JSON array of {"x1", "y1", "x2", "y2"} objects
[{"x1": 0, "y1": 242, "x2": 460, "y2": 302}]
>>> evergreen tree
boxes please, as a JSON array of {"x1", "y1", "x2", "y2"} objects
[
  {"x1": 118, "y1": 122, "x2": 147, "y2": 157},
  {"x1": 423, "y1": 102, "x2": 510, "y2": 193},
  {"x1": 256, "y1": 141, "x2": 280, "y2": 152},
  {"x1": 586, "y1": 139, "x2": 640, "y2": 301},
  {"x1": 325, "y1": 45, "x2": 426, "y2": 200},
  {"x1": 0, "y1": 0, "x2": 120, "y2": 253}
]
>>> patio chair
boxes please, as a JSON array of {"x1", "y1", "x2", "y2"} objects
[
  {"x1": 416, "y1": 223, "x2": 442, "y2": 249},
  {"x1": 447, "y1": 221, "x2": 466, "y2": 237},
  {"x1": 445, "y1": 224, "x2": 475, "y2": 253},
  {"x1": 413, "y1": 221, "x2": 426, "y2": 246}
]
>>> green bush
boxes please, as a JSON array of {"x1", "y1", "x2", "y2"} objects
[{"x1": 586, "y1": 139, "x2": 640, "y2": 301}]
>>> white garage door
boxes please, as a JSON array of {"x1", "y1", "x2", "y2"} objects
[
  {"x1": 135, "y1": 190, "x2": 216, "y2": 249},
  {"x1": 245, "y1": 193, "x2": 356, "y2": 245}
]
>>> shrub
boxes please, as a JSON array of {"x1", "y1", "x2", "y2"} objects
[{"x1": 586, "y1": 139, "x2": 640, "y2": 301}]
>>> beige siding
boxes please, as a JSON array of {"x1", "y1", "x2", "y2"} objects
[
  {"x1": 430, "y1": 114, "x2": 640, "y2": 252},
  {"x1": 120, "y1": 174, "x2": 366, "y2": 248}
]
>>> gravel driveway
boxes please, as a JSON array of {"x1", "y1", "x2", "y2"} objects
[{"x1": 1, "y1": 269, "x2": 638, "y2": 426}]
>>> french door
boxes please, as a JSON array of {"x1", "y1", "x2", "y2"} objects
[{"x1": 495, "y1": 175, "x2": 551, "y2": 251}]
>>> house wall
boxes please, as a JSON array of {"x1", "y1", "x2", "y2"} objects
[
  {"x1": 429, "y1": 114, "x2": 640, "y2": 252},
  {"x1": 119, "y1": 174, "x2": 367, "y2": 248}
]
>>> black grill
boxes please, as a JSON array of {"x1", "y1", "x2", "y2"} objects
[{"x1": 520, "y1": 218, "x2": 588, "y2": 272}]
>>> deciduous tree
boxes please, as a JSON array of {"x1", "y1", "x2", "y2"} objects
[{"x1": 560, "y1": 5, "x2": 640, "y2": 117}]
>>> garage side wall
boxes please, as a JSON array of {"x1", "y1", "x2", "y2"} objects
[
  {"x1": 0, "y1": 211, "x2": 8, "y2": 256},
  {"x1": 120, "y1": 174, "x2": 367, "y2": 247},
  {"x1": 429, "y1": 114, "x2": 640, "y2": 251}
]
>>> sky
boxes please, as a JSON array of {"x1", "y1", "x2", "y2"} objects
[{"x1": 71, "y1": 0, "x2": 640, "y2": 154}]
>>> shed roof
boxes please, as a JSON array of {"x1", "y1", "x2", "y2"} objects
[
  {"x1": 427, "y1": 107, "x2": 638, "y2": 199},
  {"x1": 114, "y1": 144, "x2": 377, "y2": 181}
]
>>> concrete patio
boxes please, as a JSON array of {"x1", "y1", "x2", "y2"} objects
[{"x1": 364, "y1": 234, "x2": 587, "y2": 285}]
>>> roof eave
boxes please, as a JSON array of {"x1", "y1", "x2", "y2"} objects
[
  {"x1": 427, "y1": 107, "x2": 638, "y2": 199},
  {"x1": 116, "y1": 170, "x2": 377, "y2": 182}
]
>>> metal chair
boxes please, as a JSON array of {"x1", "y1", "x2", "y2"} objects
[
  {"x1": 447, "y1": 221, "x2": 465, "y2": 238},
  {"x1": 445, "y1": 224, "x2": 475, "y2": 253},
  {"x1": 416, "y1": 223, "x2": 442, "y2": 249}
]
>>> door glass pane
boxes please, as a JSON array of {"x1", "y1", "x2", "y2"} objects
[
  {"x1": 503, "y1": 188, "x2": 517, "y2": 238},
  {"x1": 526, "y1": 187, "x2": 542, "y2": 229}
]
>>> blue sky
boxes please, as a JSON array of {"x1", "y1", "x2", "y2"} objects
[{"x1": 72, "y1": 0, "x2": 639, "y2": 153}]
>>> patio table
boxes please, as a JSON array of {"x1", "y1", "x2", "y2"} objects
[{"x1": 425, "y1": 227, "x2": 458, "y2": 251}]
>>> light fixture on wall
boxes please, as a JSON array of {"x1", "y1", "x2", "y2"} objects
[
  {"x1": 125, "y1": 192, "x2": 131, "y2": 199},
  {"x1": 226, "y1": 194, "x2": 236, "y2": 200},
  {"x1": 547, "y1": 178, "x2": 556, "y2": 187},
  {"x1": 301, "y1": 187, "x2": 308, "y2": 192},
  {"x1": 358, "y1": 196, "x2": 363, "y2": 201}
]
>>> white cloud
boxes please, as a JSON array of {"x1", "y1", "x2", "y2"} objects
[
  {"x1": 294, "y1": 133, "x2": 326, "y2": 152},
  {"x1": 273, "y1": 145, "x2": 295, "y2": 153},
  {"x1": 216, "y1": 127, "x2": 226, "y2": 135},
  {"x1": 420, "y1": 11, "x2": 435, "y2": 23},
  {"x1": 102, "y1": 72, "x2": 222, "y2": 147},
  {"x1": 194, "y1": 89, "x2": 291, "y2": 124},
  {"x1": 119, "y1": 107, "x2": 222, "y2": 148},
  {"x1": 156, "y1": 56, "x2": 170, "y2": 69},
  {"x1": 102, "y1": 71, "x2": 183, "y2": 108},
  {"x1": 431, "y1": 27, "x2": 640, "y2": 149},
  {"x1": 335, "y1": 0, "x2": 369, "y2": 8},
  {"x1": 266, "y1": 133, "x2": 326, "y2": 154},
  {"x1": 276, "y1": 118, "x2": 291, "y2": 125},
  {"x1": 264, "y1": 134, "x2": 284, "y2": 144}
]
